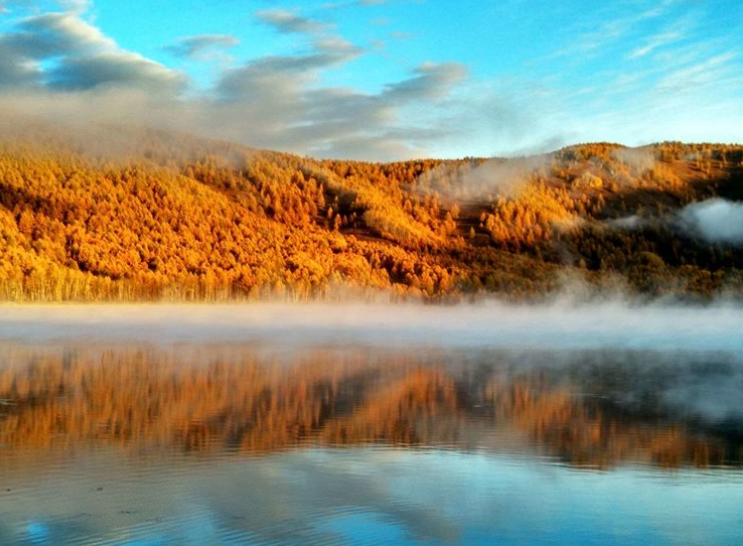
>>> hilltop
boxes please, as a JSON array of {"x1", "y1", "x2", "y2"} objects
[{"x1": 1, "y1": 125, "x2": 742, "y2": 301}]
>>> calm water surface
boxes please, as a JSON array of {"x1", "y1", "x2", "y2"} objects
[{"x1": 0, "y1": 304, "x2": 742, "y2": 545}]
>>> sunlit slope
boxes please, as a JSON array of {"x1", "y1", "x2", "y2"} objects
[{"x1": 0, "y1": 128, "x2": 741, "y2": 300}]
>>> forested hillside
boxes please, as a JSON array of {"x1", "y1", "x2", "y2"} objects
[{"x1": 1, "y1": 125, "x2": 741, "y2": 301}]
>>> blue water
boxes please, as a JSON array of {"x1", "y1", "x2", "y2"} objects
[{"x1": 2, "y1": 449, "x2": 742, "y2": 545}]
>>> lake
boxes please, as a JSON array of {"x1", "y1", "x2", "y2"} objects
[{"x1": 0, "y1": 303, "x2": 742, "y2": 545}]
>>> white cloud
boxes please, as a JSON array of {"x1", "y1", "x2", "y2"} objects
[
  {"x1": 7, "y1": 11, "x2": 116, "y2": 56},
  {"x1": 0, "y1": 10, "x2": 185, "y2": 92},
  {"x1": 0, "y1": 5, "x2": 472, "y2": 160}
]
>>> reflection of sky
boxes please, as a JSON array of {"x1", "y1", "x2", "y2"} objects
[{"x1": 2, "y1": 449, "x2": 742, "y2": 546}]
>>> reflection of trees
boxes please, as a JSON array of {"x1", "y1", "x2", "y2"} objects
[
  {"x1": 0, "y1": 345, "x2": 739, "y2": 469},
  {"x1": 488, "y1": 381, "x2": 729, "y2": 469},
  {"x1": 320, "y1": 368, "x2": 460, "y2": 445}
]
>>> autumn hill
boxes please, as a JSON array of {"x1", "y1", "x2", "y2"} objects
[{"x1": 0, "y1": 126, "x2": 741, "y2": 301}]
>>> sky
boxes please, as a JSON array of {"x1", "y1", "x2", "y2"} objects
[{"x1": 0, "y1": 0, "x2": 742, "y2": 160}]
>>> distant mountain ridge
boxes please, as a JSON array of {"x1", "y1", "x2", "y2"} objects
[{"x1": 0, "y1": 126, "x2": 741, "y2": 301}]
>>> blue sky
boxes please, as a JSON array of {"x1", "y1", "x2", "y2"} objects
[{"x1": 1, "y1": 0, "x2": 742, "y2": 159}]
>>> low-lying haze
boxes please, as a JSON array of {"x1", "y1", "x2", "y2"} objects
[{"x1": 1, "y1": 302, "x2": 741, "y2": 355}]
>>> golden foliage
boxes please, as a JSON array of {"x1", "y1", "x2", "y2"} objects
[{"x1": 0, "y1": 131, "x2": 741, "y2": 300}]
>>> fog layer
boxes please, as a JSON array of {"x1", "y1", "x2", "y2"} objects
[
  {"x1": 679, "y1": 198, "x2": 743, "y2": 245},
  {"x1": 1, "y1": 302, "x2": 741, "y2": 354}
]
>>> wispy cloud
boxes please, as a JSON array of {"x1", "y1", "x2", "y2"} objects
[
  {"x1": 656, "y1": 51, "x2": 739, "y2": 93},
  {"x1": 322, "y1": 0, "x2": 423, "y2": 10},
  {"x1": 525, "y1": 0, "x2": 743, "y2": 150},
  {"x1": 627, "y1": 14, "x2": 696, "y2": 59},
  {"x1": 552, "y1": 2, "x2": 671, "y2": 59},
  {"x1": 255, "y1": 8, "x2": 329, "y2": 35},
  {"x1": 382, "y1": 62, "x2": 466, "y2": 101},
  {"x1": 165, "y1": 34, "x2": 239, "y2": 62},
  {"x1": 629, "y1": 30, "x2": 683, "y2": 58}
]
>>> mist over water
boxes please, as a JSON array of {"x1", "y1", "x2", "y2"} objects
[{"x1": 1, "y1": 301, "x2": 742, "y2": 354}]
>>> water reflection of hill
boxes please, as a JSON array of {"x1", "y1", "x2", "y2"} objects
[{"x1": 0, "y1": 344, "x2": 740, "y2": 469}]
